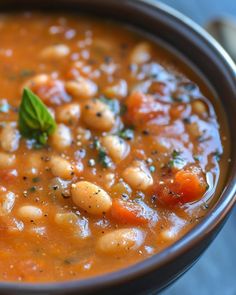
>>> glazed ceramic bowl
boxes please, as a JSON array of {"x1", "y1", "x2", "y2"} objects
[{"x1": 0, "y1": 0, "x2": 235, "y2": 294}]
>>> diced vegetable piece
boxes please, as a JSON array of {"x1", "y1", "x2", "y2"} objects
[
  {"x1": 174, "y1": 169, "x2": 207, "y2": 203},
  {"x1": 156, "y1": 169, "x2": 207, "y2": 205},
  {"x1": 111, "y1": 199, "x2": 148, "y2": 225},
  {"x1": 126, "y1": 91, "x2": 168, "y2": 124}
]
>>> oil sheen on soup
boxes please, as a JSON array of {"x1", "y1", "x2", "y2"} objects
[{"x1": 0, "y1": 12, "x2": 227, "y2": 282}]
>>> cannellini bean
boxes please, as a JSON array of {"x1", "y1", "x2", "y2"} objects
[
  {"x1": 71, "y1": 181, "x2": 112, "y2": 216},
  {"x1": 130, "y1": 42, "x2": 151, "y2": 64},
  {"x1": 23, "y1": 74, "x2": 49, "y2": 89},
  {"x1": 24, "y1": 153, "x2": 43, "y2": 177},
  {"x1": 0, "y1": 153, "x2": 16, "y2": 168},
  {"x1": 104, "y1": 173, "x2": 115, "y2": 188},
  {"x1": 82, "y1": 99, "x2": 115, "y2": 131},
  {"x1": 50, "y1": 124, "x2": 72, "y2": 151},
  {"x1": 192, "y1": 100, "x2": 208, "y2": 116},
  {"x1": 18, "y1": 205, "x2": 43, "y2": 220},
  {"x1": 76, "y1": 127, "x2": 91, "y2": 143},
  {"x1": 96, "y1": 228, "x2": 144, "y2": 254},
  {"x1": 65, "y1": 78, "x2": 97, "y2": 99},
  {"x1": 103, "y1": 80, "x2": 128, "y2": 99},
  {"x1": 101, "y1": 135, "x2": 130, "y2": 162},
  {"x1": 0, "y1": 123, "x2": 20, "y2": 152},
  {"x1": 122, "y1": 161, "x2": 153, "y2": 190},
  {"x1": 56, "y1": 103, "x2": 80, "y2": 124},
  {"x1": 55, "y1": 212, "x2": 79, "y2": 225},
  {"x1": 40, "y1": 44, "x2": 70, "y2": 59},
  {"x1": 50, "y1": 156, "x2": 74, "y2": 180},
  {"x1": 0, "y1": 191, "x2": 16, "y2": 216}
]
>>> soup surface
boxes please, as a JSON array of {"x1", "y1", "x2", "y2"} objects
[{"x1": 0, "y1": 12, "x2": 227, "y2": 282}]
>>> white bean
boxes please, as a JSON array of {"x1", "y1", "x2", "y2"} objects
[
  {"x1": 55, "y1": 212, "x2": 79, "y2": 225},
  {"x1": 82, "y1": 99, "x2": 115, "y2": 131},
  {"x1": 56, "y1": 103, "x2": 80, "y2": 124},
  {"x1": 96, "y1": 228, "x2": 144, "y2": 254},
  {"x1": 50, "y1": 124, "x2": 72, "y2": 151},
  {"x1": 23, "y1": 74, "x2": 49, "y2": 89},
  {"x1": 130, "y1": 42, "x2": 151, "y2": 64},
  {"x1": 24, "y1": 153, "x2": 43, "y2": 177},
  {"x1": 0, "y1": 153, "x2": 16, "y2": 168},
  {"x1": 40, "y1": 44, "x2": 70, "y2": 59},
  {"x1": 0, "y1": 123, "x2": 20, "y2": 152},
  {"x1": 103, "y1": 80, "x2": 128, "y2": 99},
  {"x1": 71, "y1": 181, "x2": 112, "y2": 216},
  {"x1": 122, "y1": 161, "x2": 153, "y2": 190},
  {"x1": 65, "y1": 78, "x2": 97, "y2": 99},
  {"x1": 192, "y1": 100, "x2": 208, "y2": 116},
  {"x1": 50, "y1": 156, "x2": 74, "y2": 180},
  {"x1": 18, "y1": 205, "x2": 42, "y2": 220},
  {"x1": 0, "y1": 191, "x2": 16, "y2": 216},
  {"x1": 101, "y1": 135, "x2": 130, "y2": 162}
]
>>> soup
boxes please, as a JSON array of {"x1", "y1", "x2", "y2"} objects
[{"x1": 0, "y1": 12, "x2": 227, "y2": 282}]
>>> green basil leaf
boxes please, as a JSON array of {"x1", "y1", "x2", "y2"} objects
[{"x1": 18, "y1": 88, "x2": 56, "y2": 145}]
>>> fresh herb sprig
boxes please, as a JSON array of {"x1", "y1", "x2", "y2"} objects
[
  {"x1": 93, "y1": 139, "x2": 112, "y2": 168},
  {"x1": 168, "y1": 149, "x2": 186, "y2": 170},
  {"x1": 18, "y1": 88, "x2": 56, "y2": 146}
]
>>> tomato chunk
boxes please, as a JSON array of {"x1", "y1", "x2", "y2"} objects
[
  {"x1": 111, "y1": 199, "x2": 149, "y2": 225},
  {"x1": 156, "y1": 169, "x2": 207, "y2": 205},
  {"x1": 125, "y1": 91, "x2": 168, "y2": 124},
  {"x1": 174, "y1": 170, "x2": 206, "y2": 203},
  {"x1": 0, "y1": 169, "x2": 18, "y2": 182}
]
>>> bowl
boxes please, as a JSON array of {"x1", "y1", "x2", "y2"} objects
[{"x1": 0, "y1": 0, "x2": 235, "y2": 294}]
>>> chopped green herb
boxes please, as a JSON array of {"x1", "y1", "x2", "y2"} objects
[
  {"x1": 172, "y1": 96, "x2": 183, "y2": 103},
  {"x1": 98, "y1": 148, "x2": 112, "y2": 168},
  {"x1": 193, "y1": 155, "x2": 201, "y2": 162},
  {"x1": 19, "y1": 69, "x2": 35, "y2": 78},
  {"x1": 120, "y1": 104, "x2": 127, "y2": 115},
  {"x1": 172, "y1": 150, "x2": 181, "y2": 158},
  {"x1": 99, "y1": 96, "x2": 120, "y2": 114},
  {"x1": 183, "y1": 117, "x2": 191, "y2": 124},
  {"x1": 118, "y1": 128, "x2": 134, "y2": 140},
  {"x1": 213, "y1": 150, "x2": 222, "y2": 162},
  {"x1": 93, "y1": 139, "x2": 112, "y2": 168},
  {"x1": 168, "y1": 149, "x2": 186, "y2": 170},
  {"x1": 28, "y1": 186, "x2": 37, "y2": 193},
  {"x1": 18, "y1": 88, "x2": 57, "y2": 146},
  {"x1": 93, "y1": 138, "x2": 100, "y2": 150},
  {"x1": 32, "y1": 177, "x2": 41, "y2": 183}
]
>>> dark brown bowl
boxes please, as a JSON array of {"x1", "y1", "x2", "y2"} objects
[{"x1": 0, "y1": 0, "x2": 235, "y2": 294}]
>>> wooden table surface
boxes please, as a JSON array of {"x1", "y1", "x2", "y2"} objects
[{"x1": 157, "y1": 1, "x2": 236, "y2": 295}]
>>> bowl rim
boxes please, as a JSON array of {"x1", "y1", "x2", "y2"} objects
[{"x1": 0, "y1": 0, "x2": 235, "y2": 292}]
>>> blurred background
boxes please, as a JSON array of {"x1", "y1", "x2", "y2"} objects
[{"x1": 158, "y1": 1, "x2": 236, "y2": 295}]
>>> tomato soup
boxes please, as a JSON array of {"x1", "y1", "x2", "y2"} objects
[{"x1": 0, "y1": 12, "x2": 228, "y2": 282}]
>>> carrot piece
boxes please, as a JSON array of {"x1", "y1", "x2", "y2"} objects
[
  {"x1": 111, "y1": 199, "x2": 148, "y2": 225},
  {"x1": 174, "y1": 170, "x2": 206, "y2": 203}
]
